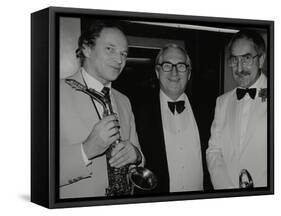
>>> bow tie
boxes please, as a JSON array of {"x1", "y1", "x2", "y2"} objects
[
  {"x1": 168, "y1": 101, "x2": 185, "y2": 114},
  {"x1": 236, "y1": 88, "x2": 257, "y2": 100}
]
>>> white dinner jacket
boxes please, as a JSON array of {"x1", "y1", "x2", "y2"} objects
[{"x1": 206, "y1": 73, "x2": 267, "y2": 189}]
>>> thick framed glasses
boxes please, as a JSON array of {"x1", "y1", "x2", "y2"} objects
[
  {"x1": 228, "y1": 54, "x2": 259, "y2": 67},
  {"x1": 157, "y1": 62, "x2": 191, "y2": 73}
]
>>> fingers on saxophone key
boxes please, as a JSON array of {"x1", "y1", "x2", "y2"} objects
[
  {"x1": 109, "y1": 125, "x2": 120, "y2": 141},
  {"x1": 108, "y1": 133, "x2": 120, "y2": 144},
  {"x1": 110, "y1": 155, "x2": 129, "y2": 168},
  {"x1": 111, "y1": 142, "x2": 125, "y2": 157},
  {"x1": 104, "y1": 114, "x2": 116, "y2": 120},
  {"x1": 107, "y1": 123, "x2": 119, "y2": 135},
  {"x1": 105, "y1": 117, "x2": 120, "y2": 134},
  {"x1": 110, "y1": 146, "x2": 128, "y2": 167}
]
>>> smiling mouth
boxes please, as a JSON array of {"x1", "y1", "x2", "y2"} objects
[
  {"x1": 236, "y1": 71, "x2": 250, "y2": 77},
  {"x1": 168, "y1": 79, "x2": 180, "y2": 82},
  {"x1": 110, "y1": 66, "x2": 121, "y2": 72}
]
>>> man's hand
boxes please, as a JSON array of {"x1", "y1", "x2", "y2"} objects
[
  {"x1": 83, "y1": 114, "x2": 120, "y2": 160},
  {"x1": 109, "y1": 140, "x2": 142, "y2": 168}
]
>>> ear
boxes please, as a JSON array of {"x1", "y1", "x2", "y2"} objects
[
  {"x1": 187, "y1": 71, "x2": 191, "y2": 81},
  {"x1": 82, "y1": 45, "x2": 92, "y2": 58},
  {"x1": 258, "y1": 53, "x2": 266, "y2": 69},
  {"x1": 155, "y1": 66, "x2": 160, "y2": 79}
]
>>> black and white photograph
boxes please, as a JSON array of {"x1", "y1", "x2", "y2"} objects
[
  {"x1": 2, "y1": 0, "x2": 281, "y2": 215},
  {"x1": 30, "y1": 7, "x2": 274, "y2": 208}
]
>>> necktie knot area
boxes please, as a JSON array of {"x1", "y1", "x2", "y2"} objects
[
  {"x1": 236, "y1": 88, "x2": 256, "y2": 100},
  {"x1": 101, "y1": 87, "x2": 111, "y2": 103},
  {"x1": 102, "y1": 87, "x2": 110, "y2": 97},
  {"x1": 168, "y1": 101, "x2": 185, "y2": 114}
]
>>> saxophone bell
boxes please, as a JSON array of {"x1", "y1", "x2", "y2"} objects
[
  {"x1": 239, "y1": 169, "x2": 254, "y2": 188},
  {"x1": 128, "y1": 166, "x2": 157, "y2": 191}
]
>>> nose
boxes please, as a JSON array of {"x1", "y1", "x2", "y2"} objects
[
  {"x1": 170, "y1": 66, "x2": 178, "y2": 75},
  {"x1": 112, "y1": 52, "x2": 123, "y2": 64},
  {"x1": 237, "y1": 59, "x2": 243, "y2": 72}
]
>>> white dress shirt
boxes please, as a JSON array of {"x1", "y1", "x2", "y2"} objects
[
  {"x1": 159, "y1": 90, "x2": 203, "y2": 192},
  {"x1": 236, "y1": 74, "x2": 264, "y2": 153}
]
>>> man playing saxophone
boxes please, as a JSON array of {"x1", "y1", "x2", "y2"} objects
[{"x1": 60, "y1": 20, "x2": 143, "y2": 198}]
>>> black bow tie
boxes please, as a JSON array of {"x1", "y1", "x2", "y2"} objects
[
  {"x1": 236, "y1": 88, "x2": 257, "y2": 100},
  {"x1": 168, "y1": 101, "x2": 185, "y2": 114}
]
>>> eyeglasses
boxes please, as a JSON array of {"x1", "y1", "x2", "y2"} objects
[
  {"x1": 228, "y1": 54, "x2": 259, "y2": 67},
  {"x1": 157, "y1": 62, "x2": 191, "y2": 73}
]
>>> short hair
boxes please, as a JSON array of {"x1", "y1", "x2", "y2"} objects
[
  {"x1": 76, "y1": 19, "x2": 125, "y2": 66},
  {"x1": 228, "y1": 30, "x2": 266, "y2": 56},
  {"x1": 155, "y1": 43, "x2": 192, "y2": 68}
]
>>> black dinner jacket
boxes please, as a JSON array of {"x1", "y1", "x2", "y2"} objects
[{"x1": 133, "y1": 89, "x2": 170, "y2": 195}]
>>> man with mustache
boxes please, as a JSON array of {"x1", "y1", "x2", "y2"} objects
[
  {"x1": 206, "y1": 30, "x2": 267, "y2": 189},
  {"x1": 59, "y1": 20, "x2": 143, "y2": 198}
]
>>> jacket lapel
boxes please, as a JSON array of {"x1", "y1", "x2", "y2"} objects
[
  {"x1": 68, "y1": 71, "x2": 100, "y2": 134},
  {"x1": 152, "y1": 92, "x2": 170, "y2": 188},
  {"x1": 240, "y1": 74, "x2": 267, "y2": 155},
  {"x1": 228, "y1": 90, "x2": 241, "y2": 158}
]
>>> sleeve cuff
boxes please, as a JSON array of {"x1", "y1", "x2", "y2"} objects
[{"x1": 81, "y1": 143, "x2": 92, "y2": 167}]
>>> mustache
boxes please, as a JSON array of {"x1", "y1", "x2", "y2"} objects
[{"x1": 235, "y1": 71, "x2": 251, "y2": 77}]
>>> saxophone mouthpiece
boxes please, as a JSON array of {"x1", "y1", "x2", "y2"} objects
[{"x1": 65, "y1": 79, "x2": 87, "y2": 92}]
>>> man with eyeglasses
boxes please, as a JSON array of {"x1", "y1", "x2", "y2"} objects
[
  {"x1": 206, "y1": 30, "x2": 267, "y2": 189},
  {"x1": 134, "y1": 44, "x2": 203, "y2": 194}
]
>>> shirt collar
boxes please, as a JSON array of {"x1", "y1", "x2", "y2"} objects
[{"x1": 81, "y1": 68, "x2": 111, "y2": 93}]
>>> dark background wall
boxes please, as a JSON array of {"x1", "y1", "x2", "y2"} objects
[{"x1": 60, "y1": 17, "x2": 268, "y2": 191}]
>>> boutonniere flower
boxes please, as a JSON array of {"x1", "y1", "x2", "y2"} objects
[{"x1": 258, "y1": 88, "x2": 267, "y2": 102}]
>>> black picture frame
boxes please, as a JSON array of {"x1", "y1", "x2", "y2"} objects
[{"x1": 31, "y1": 6, "x2": 274, "y2": 208}]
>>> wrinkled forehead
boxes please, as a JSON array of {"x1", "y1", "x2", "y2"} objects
[
  {"x1": 230, "y1": 37, "x2": 256, "y2": 56},
  {"x1": 159, "y1": 47, "x2": 190, "y2": 63}
]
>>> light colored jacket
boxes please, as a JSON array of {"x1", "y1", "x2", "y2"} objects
[
  {"x1": 59, "y1": 71, "x2": 142, "y2": 198},
  {"x1": 207, "y1": 73, "x2": 267, "y2": 189}
]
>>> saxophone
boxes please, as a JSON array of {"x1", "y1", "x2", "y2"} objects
[
  {"x1": 239, "y1": 169, "x2": 254, "y2": 188},
  {"x1": 65, "y1": 79, "x2": 157, "y2": 196}
]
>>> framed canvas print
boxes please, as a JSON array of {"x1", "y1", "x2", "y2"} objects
[{"x1": 31, "y1": 6, "x2": 274, "y2": 208}]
